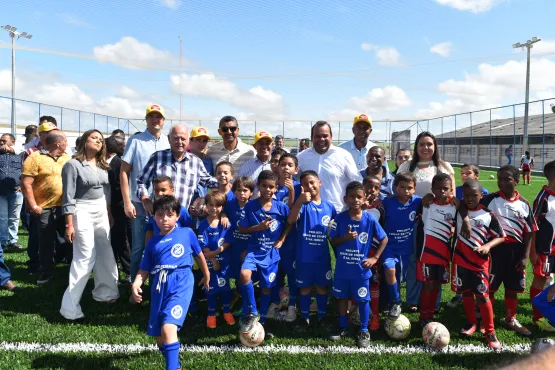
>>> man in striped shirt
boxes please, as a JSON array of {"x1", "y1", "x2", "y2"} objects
[{"x1": 136, "y1": 124, "x2": 218, "y2": 214}]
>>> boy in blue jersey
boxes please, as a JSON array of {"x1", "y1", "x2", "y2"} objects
[
  {"x1": 288, "y1": 170, "x2": 337, "y2": 331},
  {"x1": 215, "y1": 161, "x2": 235, "y2": 201},
  {"x1": 270, "y1": 148, "x2": 287, "y2": 176},
  {"x1": 132, "y1": 196, "x2": 210, "y2": 370},
  {"x1": 329, "y1": 181, "x2": 388, "y2": 347},
  {"x1": 238, "y1": 170, "x2": 291, "y2": 337},
  {"x1": 381, "y1": 172, "x2": 422, "y2": 319},
  {"x1": 198, "y1": 191, "x2": 234, "y2": 329},
  {"x1": 455, "y1": 164, "x2": 489, "y2": 200}
]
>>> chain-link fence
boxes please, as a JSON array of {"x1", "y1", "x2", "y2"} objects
[{"x1": 1, "y1": 95, "x2": 554, "y2": 169}]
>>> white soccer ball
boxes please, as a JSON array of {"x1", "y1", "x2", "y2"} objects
[
  {"x1": 239, "y1": 322, "x2": 265, "y2": 347},
  {"x1": 531, "y1": 338, "x2": 555, "y2": 354},
  {"x1": 279, "y1": 287, "x2": 290, "y2": 310},
  {"x1": 422, "y1": 322, "x2": 450, "y2": 350},
  {"x1": 384, "y1": 314, "x2": 411, "y2": 340},
  {"x1": 489, "y1": 175, "x2": 495, "y2": 180}
]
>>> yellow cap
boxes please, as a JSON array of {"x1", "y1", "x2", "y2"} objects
[
  {"x1": 38, "y1": 122, "x2": 57, "y2": 133},
  {"x1": 353, "y1": 113, "x2": 372, "y2": 127},
  {"x1": 254, "y1": 130, "x2": 273, "y2": 145},
  {"x1": 146, "y1": 104, "x2": 165, "y2": 118},
  {"x1": 190, "y1": 126, "x2": 210, "y2": 140}
]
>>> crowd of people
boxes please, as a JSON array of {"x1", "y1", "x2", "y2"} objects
[{"x1": 2, "y1": 103, "x2": 555, "y2": 370}]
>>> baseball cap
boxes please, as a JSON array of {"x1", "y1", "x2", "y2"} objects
[
  {"x1": 353, "y1": 113, "x2": 372, "y2": 127},
  {"x1": 254, "y1": 130, "x2": 273, "y2": 145},
  {"x1": 146, "y1": 104, "x2": 165, "y2": 118},
  {"x1": 38, "y1": 122, "x2": 58, "y2": 133},
  {"x1": 190, "y1": 126, "x2": 210, "y2": 140}
]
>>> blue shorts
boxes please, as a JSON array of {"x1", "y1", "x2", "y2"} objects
[
  {"x1": 279, "y1": 249, "x2": 296, "y2": 278},
  {"x1": 382, "y1": 253, "x2": 410, "y2": 283},
  {"x1": 295, "y1": 261, "x2": 332, "y2": 288},
  {"x1": 205, "y1": 270, "x2": 231, "y2": 295},
  {"x1": 532, "y1": 286, "x2": 555, "y2": 325},
  {"x1": 242, "y1": 256, "x2": 279, "y2": 289},
  {"x1": 332, "y1": 277, "x2": 370, "y2": 303},
  {"x1": 148, "y1": 268, "x2": 193, "y2": 337}
]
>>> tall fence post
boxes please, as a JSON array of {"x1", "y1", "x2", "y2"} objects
[
  {"x1": 513, "y1": 105, "x2": 516, "y2": 163},
  {"x1": 542, "y1": 101, "x2": 546, "y2": 169},
  {"x1": 470, "y1": 112, "x2": 473, "y2": 163},
  {"x1": 489, "y1": 109, "x2": 492, "y2": 168},
  {"x1": 441, "y1": 117, "x2": 445, "y2": 160},
  {"x1": 454, "y1": 115, "x2": 457, "y2": 163},
  {"x1": 60, "y1": 107, "x2": 63, "y2": 130}
]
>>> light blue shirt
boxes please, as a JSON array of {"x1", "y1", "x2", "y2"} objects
[
  {"x1": 121, "y1": 130, "x2": 170, "y2": 203},
  {"x1": 338, "y1": 139, "x2": 376, "y2": 171}
]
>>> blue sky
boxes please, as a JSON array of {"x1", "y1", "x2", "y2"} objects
[{"x1": 1, "y1": 0, "x2": 555, "y2": 140}]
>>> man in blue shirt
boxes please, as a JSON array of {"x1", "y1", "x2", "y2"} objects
[{"x1": 338, "y1": 114, "x2": 376, "y2": 171}]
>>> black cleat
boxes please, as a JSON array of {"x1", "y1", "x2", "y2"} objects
[
  {"x1": 388, "y1": 302, "x2": 402, "y2": 319},
  {"x1": 357, "y1": 331, "x2": 371, "y2": 348},
  {"x1": 328, "y1": 325, "x2": 350, "y2": 341},
  {"x1": 240, "y1": 313, "x2": 260, "y2": 333}
]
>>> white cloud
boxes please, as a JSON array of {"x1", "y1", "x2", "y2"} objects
[
  {"x1": 59, "y1": 13, "x2": 93, "y2": 28},
  {"x1": 93, "y1": 37, "x2": 177, "y2": 69},
  {"x1": 430, "y1": 42, "x2": 452, "y2": 57},
  {"x1": 158, "y1": 0, "x2": 181, "y2": 9},
  {"x1": 361, "y1": 43, "x2": 400, "y2": 66},
  {"x1": 435, "y1": 0, "x2": 505, "y2": 13},
  {"x1": 170, "y1": 73, "x2": 284, "y2": 119},
  {"x1": 531, "y1": 39, "x2": 555, "y2": 55}
]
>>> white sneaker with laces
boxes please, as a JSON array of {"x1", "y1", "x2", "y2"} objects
[
  {"x1": 267, "y1": 303, "x2": 282, "y2": 320},
  {"x1": 284, "y1": 306, "x2": 297, "y2": 322}
]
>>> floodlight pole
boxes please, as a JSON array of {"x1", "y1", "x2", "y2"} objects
[
  {"x1": 1, "y1": 25, "x2": 33, "y2": 135},
  {"x1": 513, "y1": 37, "x2": 541, "y2": 151}
]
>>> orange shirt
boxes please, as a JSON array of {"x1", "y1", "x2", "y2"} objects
[{"x1": 22, "y1": 151, "x2": 71, "y2": 209}]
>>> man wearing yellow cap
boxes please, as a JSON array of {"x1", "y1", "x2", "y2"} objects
[
  {"x1": 120, "y1": 104, "x2": 170, "y2": 292},
  {"x1": 338, "y1": 114, "x2": 376, "y2": 171},
  {"x1": 188, "y1": 126, "x2": 214, "y2": 200},
  {"x1": 238, "y1": 131, "x2": 273, "y2": 186}
]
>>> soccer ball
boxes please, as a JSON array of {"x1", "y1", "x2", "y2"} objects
[
  {"x1": 191, "y1": 196, "x2": 207, "y2": 218},
  {"x1": 384, "y1": 315, "x2": 411, "y2": 340},
  {"x1": 279, "y1": 287, "x2": 290, "y2": 309},
  {"x1": 239, "y1": 322, "x2": 265, "y2": 347},
  {"x1": 422, "y1": 322, "x2": 450, "y2": 350},
  {"x1": 489, "y1": 175, "x2": 495, "y2": 179},
  {"x1": 531, "y1": 338, "x2": 555, "y2": 354}
]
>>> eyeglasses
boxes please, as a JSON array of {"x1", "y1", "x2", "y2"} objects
[{"x1": 221, "y1": 126, "x2": 238, "y2": 133}]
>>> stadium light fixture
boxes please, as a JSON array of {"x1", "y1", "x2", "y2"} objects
[
  {"x1": 1, "y1": 25, "x2": 34, "y2": 135},
  {"x1": 512, "y1": 37, "x2": 541, "y2": 151}
]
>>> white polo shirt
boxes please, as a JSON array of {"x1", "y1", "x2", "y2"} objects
[
  {"x1": 206, "y1": 138, "x2": 255, "y2": 175},
  {"x1": 297, "y1": 145, "x2": 362, "y2": 212}
]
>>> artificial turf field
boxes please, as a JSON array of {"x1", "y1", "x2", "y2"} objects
[{"x1": 0, "y1": 166, "x2": 550, "y2": 370}]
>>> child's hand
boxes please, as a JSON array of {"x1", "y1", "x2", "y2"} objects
[
  {"x1": 259, "y1": 217, "x2": 274, "y2": 230},
  {"x1": 131, "y1": 284, "x2": 143, "y2": 304},
  {"x1": 461, "y1": 218, "x2": 471, "y2": 238},
  {"x1": 298, "y1": 191, "x2": 311, "y2": 204},
  {"x1": 362, "y1": 257, "x2": 378, "y2": 268},
  {"x1": 274, "y1": 238, "x2": 284, "y2": 249},
  {"x1": 203, "y1": 250, "x2": 216, "y2": 259},
  {"x1": 220, "y1": 214, "x2": 229, "y2": 228},
  {"x1": 198, "y1": 276, "x2": 210, "y2": 291},
  {"x1": 475, "y1": 244, "x2": 491, "y2": 255},
  {"x1": 344, "y1": 226, "x2": 358, "y2": 241},
  {"x1": 284, "y1": 177, "x2": 294, "y2": 190},
  {"x1": 422, "y1": 193, "x2": 435, "y2": 208}
]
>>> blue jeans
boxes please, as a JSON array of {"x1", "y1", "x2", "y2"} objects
[
  {"x1": 0, "y1": 191, "x2": 24, "y2": 247},
  {"x1": 130, "y1": 201, "x2": 147, "y2": 280},
  {"x1": 507, "y1": 155, "x2": 512, "y2": 165},
  {"x1": 0, "y1": 244, "x2": 11, "y2": 286}
]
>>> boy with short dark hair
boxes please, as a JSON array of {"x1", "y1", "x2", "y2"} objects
[
  {"x1": 329, "y1": 181, "x2": 388, "y2": 348},
  {"x1": 455, "y1": 164, "x2": 489, "y2": 200},
  {"x1": 270, "y1": 148, "x2": 287, "y2": 176},
  {"x1": 132, "y1": 195, "x2": 210, "y2": 370}
]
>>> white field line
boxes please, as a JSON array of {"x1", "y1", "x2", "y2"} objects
[{"x1": 0, "y1": 341, "x2": 531, "y2": 355}]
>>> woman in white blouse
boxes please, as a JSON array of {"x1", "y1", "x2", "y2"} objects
[{"x1": 396, "y1": 131, "x2": 455, "y2": 312}]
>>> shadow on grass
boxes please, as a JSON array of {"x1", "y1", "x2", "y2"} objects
[
  {"x1": 431, "y1": 351, "x2": 524, "y2": 369},
  {"x1": 31, "y1": 353, "x2": 132, "y2": 370}
]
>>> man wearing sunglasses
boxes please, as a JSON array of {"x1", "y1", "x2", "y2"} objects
[{"x1": 206, "y1": 116, "x2": 255, "y2": 174}]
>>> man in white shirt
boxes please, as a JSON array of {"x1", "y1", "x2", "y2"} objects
[
  {"x1": 297, "y1": 121, "x2": 362, "y2": 212},
  {"x1": 206, "y1": 115, "x2": 255, "y2": 174},
  {"x1": 338, "y1": 113, "x2": 376, "y2": 171}
]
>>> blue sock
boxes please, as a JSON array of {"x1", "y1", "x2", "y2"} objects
[
  {"x1": 339, "y1": 315, "x2": 349, "y2": 328},
  {"x1": 359, "y1": 301, "x2": 370, "y2": 332},
  {"x1": 221, "y1": 290, "x2": 231, "y2": 313},
  {"x1": 387, "y1": 282, "x2": 401, "y2": 304},
  {"x1": 207, "y1": 294, "x2": 217, "y2": 316},
  {"x1": 289, "y1": 282, "x2": 298, "y2": 307},
  {"x1": 271, "y1": 283, "x2": 281, "y2": 305},
  {"x1": 300, "y1": 293, "x2": 311, "y2": 320},
  {"x1": 161, "y1": 341, "x2": 180, "y2": 370},
  {"x1": 188, "y1": 299, "x2": 198, "y2": 314},
  {"x1": 242, "y1": 281, "x2": 258, "y2": 315},
  {"x1": 316, "y1": 293, "x2": 328, "y2": 319},
  {"x1": 259, "y1": 292, "x2": 272, "y2": 324}
]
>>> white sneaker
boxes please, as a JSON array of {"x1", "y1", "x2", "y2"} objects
[
  {"x1": 284, "y1": 306, "x2": 297, "y2": 322},
  {"x1": 267, "y1": 303, "x2": 282, "y2": 320}
]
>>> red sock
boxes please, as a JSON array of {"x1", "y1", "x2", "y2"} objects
[
  {"x1": 504, "y1": 295, "x2": 518, "y2": 321},
  {"x1": 478, "y1": 294, "x2": 495, "y2": 335},
  {"x1": 419, "y1": 289, "x2": 438, "y2": 320},
  {"x1": 531, "y1": 286, "x2": 544, "y2": 321},
  {"x1": 462, "y1": 292, "x2": 477, "y2": 325},
  {"x1": 370, "y1": 283, "x2": 380, "y2": 316}
]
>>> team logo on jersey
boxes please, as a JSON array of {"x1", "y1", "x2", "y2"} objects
[
  {"x1": 171, "y1": 305, "x2": 183, "y2": 319},
  {"x1": 326, "y1": 270, "x2": 332, "y2": 280},
  {"x1": 218, "y1": 277, "x2": 226, "y2": 287},
  {"x1": 269, "y1": 272, "x2": 276, "y2": 282},
  {"x1": 358, "y1": 287, "x2": 368, "y2": 298},
  {"x1": 477, "y1": 283, "x2": 488, "y2": 294},
  {"x1": 409, "y1": 211, "x2": 416, "y2": 221},
  {"x1": 505, "y1": 204, "x2": 524, "y2": 219},
  {"x1": 171, "y1": 244, "x2": 185, "y2": 258},
  {"x1": 444, "y1": 213, "x2": 453, "y2": 221},
  {"x1": 520, "y1": 277, "x2": 526, "y2": 289},
  {"x1": 473, "y1": 219, "x2": 483, "y2": 228},
  {"x1": 270, "y1": 220, "x2": 278, "y2": 232},
  {"x1": 358, "y1": 232, "x2": 369, "y2": 244},
  {"x1": 322, "y1": 215, "x2": 331, "y2": 227},
  {"x1": 218, "y1": 238, "x2": 225, "y2": 247}
]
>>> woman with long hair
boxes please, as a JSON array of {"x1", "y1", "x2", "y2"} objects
[
  {"x1": 521, "y1": 150, "x2": 534, "y2": 184},
  {"x1": 60, "y1": 129, "x2": 120, "y2": 320}
]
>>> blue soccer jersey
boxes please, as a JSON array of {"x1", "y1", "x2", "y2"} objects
[
  {"x1": 295, "y1": 200, "x2": 337, "y2": 264},
  {"x1": 140, "y1": 227, "x2": 201, "y2": 274},
  {"x1": 145, "y1": 205, "x2": 194, "y2": 235},
  {"x1": 239, "y1": 198, "x2": 290, "y2": 266},
  {"x1": 224, "y1": 196, "x2": 250, "y2": 260},
  {"x1": 197, "y1": 219, "x2": 231, "y2": 274},
  {"x1": 330, "y1": 211, "x2": 387, "y2": 280},
  {"x1": 275, "y1": 181, "x2": 302, "y2": 204},
  {"x1": 382, "y1": 195, "x2": 422, "y2": 256}
]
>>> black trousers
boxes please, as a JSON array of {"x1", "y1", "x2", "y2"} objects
[
  {"x1": 110, "y1": 203, "x2": 131, "y2": 276},
  {"x1": 39, "y1": 207, "x2": 72, "y2": 276}
]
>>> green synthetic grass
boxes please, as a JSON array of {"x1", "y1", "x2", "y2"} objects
[{"x1": 0, "y1": 168, "x2": 549, "y2": 369}]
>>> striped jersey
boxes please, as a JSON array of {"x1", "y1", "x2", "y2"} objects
[
  {"x1": 453, "y1": 205, "x2": 505, "y2": 272},
  {"x1": 417, "y1": 200, "x2": 457, "y2": 266},
  {"x1": 532, "y1": 186, "x2": 555, "y2": 255}
]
